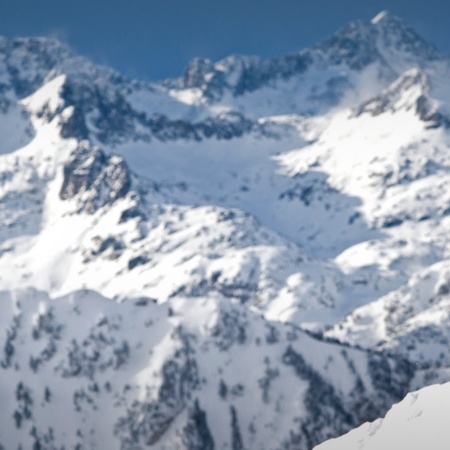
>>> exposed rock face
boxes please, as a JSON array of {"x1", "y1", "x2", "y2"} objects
[
  {"x1": 356, "y1": 69, "x2": 427, "y2": 116},
  {"x1": 182, "y1": 57, "x2": 217, "y2": 89},
  {"x1": 59, "y1": 77, "x2": 140, "y2": 144},
  {"x1": 355, "y1": 69, "x2": 450, "y2": 129},
  {"x1": 415, "y1": 95, "x2": 450, "y2": 128},
  {"x1": 60, "y1": 141, "x2": 132, "y2": 213},
  {"x1": 169, "y1": 53, "x2": 313, "y2": 100},
  {"x1": 181, "y1": 57, "x2": 225, "y2": 101},
  {"x1": 145, "y1": 111, "x2": 283, "y2": 141},
  {"x1": 55, "y1": 76, "x2": 288, "y2": 143},
  {"x1": 59, "y1": 105, "x2": 90, "y2": 140}
]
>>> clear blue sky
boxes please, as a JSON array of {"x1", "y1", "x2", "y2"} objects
[{"x1": 1, "y1": 0, "x2": 448, "y2": 81}]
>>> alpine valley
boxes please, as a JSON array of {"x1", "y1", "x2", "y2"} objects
[{"x1": 0, "y1": 10, "x2": 450, "y2": 449}]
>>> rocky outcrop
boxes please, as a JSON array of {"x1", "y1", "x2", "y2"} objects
[{"x1": 60, "y1": 141, "x2": 132, "y2": 213}]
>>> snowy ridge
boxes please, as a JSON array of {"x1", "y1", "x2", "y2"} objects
[
  {"x1": 164, "y1": 11, "x2": 440, "y2": 112},
  {"x1": 325, "y1": 258, "x2": 450, "y2": 368},
  {"x1": 314, "y1": 382, "x2": 450, "y2": 450},
  {"x1": 0, "y1": 289, "x2": 413, "y2": 450},
  {"x1": 0, "y1": 109, "x2": 346, "y2": 323}
]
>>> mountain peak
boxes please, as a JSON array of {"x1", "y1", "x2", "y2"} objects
[
  {"x1": 314, "y1": 10, "x2": 440, "y2": 74},
  {"x1": 0, "y1": 35, "x2": 127, "y2": 99},
  {"x1": 369, "y1": 9, "x2": 416, "y2": 32},
  {"x1": 370, "y1": 11, "x2": 440, "y2": 68},
  {"x1": 371, "y1": 10, "x2": 393, "y2": 25}
]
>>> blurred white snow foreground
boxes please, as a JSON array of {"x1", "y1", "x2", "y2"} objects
[{"x1": 315, "y1": 382, "x2": 450, "y2": 450}]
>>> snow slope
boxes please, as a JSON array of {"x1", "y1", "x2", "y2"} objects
[
  {"x1": 0, "y1": 289, "x2": 413, "y2": 450},
  {"x1": 325, "y1": 258, "x2": 450, "y2": 367},
  {"x1": 314, "y1": 382, "x2": 450, "y2": 450}
]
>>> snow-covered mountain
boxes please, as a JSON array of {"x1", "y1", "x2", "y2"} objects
[
  {"x1": 314, "y1": 381, "x2": 450, "y2": 450},
  {"x1": 325, "y1": 259, "x2": 450, "y2": 369},
  {"x1": 1, "y1": 9, "x2": 450, "y2": 448},
  {"x1": 0, "y1": 289, "x2": 413, "y2": 450}
]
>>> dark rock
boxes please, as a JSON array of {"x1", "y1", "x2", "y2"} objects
[
  {"x1": 91, "y1": 236, "x2": 124, "y2": 258},
  {"x1": 119, "y1": 207, "x2": 146, "y2": 223},
  {"x1": 316, "y1": 21, "x2": 379, "y2": 70},
  {"x1": 218, "y1": 379, "x2": 228, "y2": 400},
  {"x1": 382, "y1": 216, "x2": 404, "y2": 228},
  {"x1": 59, "y1": 142, "x2": 132, "y2": 213},
  {"x1": 182, "y1": 57, "x2": 216, "y2": 89},
  {"x1": 182, "y1": 400, "x2": 215, "y2": 450},
  {"x1": 146, "y1": 113, "x2": 200, "y2": 141},
  {"x1": 169, "y1": 52, "x2": 312, "y2": 101},
  {"x1": 128, "y1": 255, "x2": 149, "y2": 270},
  {"x1": 230, "y1": 406, "x2": 244, "y2": 450},
  {"x1": 416, "y1": 95, "x2": 450, "y2": 128},
  {"x1": 279, "y1": 173, "x2": 338, "y2": 206},
  {"x1": 197, "y1": 111, "x2": 254, "y2": 140},
  {"x1": 59, "y1": 106, "x2": 89, "y2": 140}
]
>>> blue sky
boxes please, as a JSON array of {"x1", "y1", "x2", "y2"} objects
[{"x1": 0, "y1": 0, "x2": 447, "y2": 81}]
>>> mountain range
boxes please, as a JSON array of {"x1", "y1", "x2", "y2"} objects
[{"x1": 0, "y1": 10, "x2": 450, "y2": 449}]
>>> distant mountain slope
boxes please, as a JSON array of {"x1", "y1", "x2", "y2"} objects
[
  {"x1": 325, "y1": 258, "x2": 450, "y2": 368},
  {"x1": 165, "y1": 10, "x2": 439, "y2": 107},
  {"x1": 0, "y1": 289, "x2": 413, "y2": 450}
]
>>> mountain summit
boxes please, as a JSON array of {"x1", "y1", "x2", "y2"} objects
[{"x1": 166, "y1": 10, "x2": 439, "y2": 103}]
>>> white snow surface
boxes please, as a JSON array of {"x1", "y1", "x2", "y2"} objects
[{"x1": 314, "y1": 382, "x2": 450, "y2": 450}]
